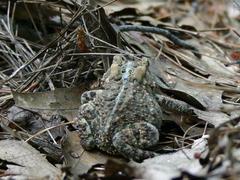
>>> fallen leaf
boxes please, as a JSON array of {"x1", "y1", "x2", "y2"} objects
[
  {"x1": 0, "y1": 140, "x2": 62, "y2": 179},
  {"x1": 12, "y1": 86, "x2": 84, "y2": 120},
  {"x1": 61, "y1": 131, "x2": 124, "y2": 175},
  {"x1": 132, "y1": 137, "x2": 207, "y2": 180},
  {"x1": 77, "y1": 28, "x2": 90, "y2": 53}
]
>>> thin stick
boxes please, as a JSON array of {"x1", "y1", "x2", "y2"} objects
[
  {"x1": 118, "y1": 25, "x2": 201, "y2": 58},
  {"x1": 2, "y1": 6, "x2": 86, "y2": 85},
  {"x1": 25, "y1": 120, "x2": 75, "y2": 142}
]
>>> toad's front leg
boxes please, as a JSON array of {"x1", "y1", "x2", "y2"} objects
[
  {"x1": 76, "y1": 103, "x2": 97, "y2": 150},
  {"x1": 76, "y1": 117, "x2": 95, "y2": 150},
  {"x1": 112, "y1": 122, "x2": 159, "y2": 162}
]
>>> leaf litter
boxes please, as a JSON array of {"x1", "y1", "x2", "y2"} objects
[{"x1": 0, "y1": 0, "x2": 240, "y2": 179}]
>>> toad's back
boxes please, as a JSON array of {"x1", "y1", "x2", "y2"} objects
[{"x1": 78, "y1": 56, "x2": 162, "y2": 160}]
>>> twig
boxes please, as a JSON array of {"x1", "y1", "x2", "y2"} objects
[
  {"x1": 2, "y1": 5, "x2": 86, "y2": 86},
  {"x1": 118, "y1": 25, "x2": 201, "y2": 58},
  {"x1": 232, "y1": 29, "x2": 240, "y2": 38},
  {"x1": 181, "y1": 122, "x2": 202, "y2": 148},
  {"x1": 25, "y1": 120, "x2": 75, "y2": 142},
  {"x1": 174, "y1": 137, "x2": 191, "y2": 160}
]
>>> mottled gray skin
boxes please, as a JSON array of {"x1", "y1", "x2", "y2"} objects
[{"x1": 77, "y1": 56, "x2": 162, "y2": 162}]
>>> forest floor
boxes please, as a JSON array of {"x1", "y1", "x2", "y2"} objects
[{"x1": 0, "y1": 0, "x2": 240, "y2": 179}]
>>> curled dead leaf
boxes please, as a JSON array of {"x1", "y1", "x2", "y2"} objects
[{"x1": 77, "y1": 28, "x2": 90, "y2": 52}]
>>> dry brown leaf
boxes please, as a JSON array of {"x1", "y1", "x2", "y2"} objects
[
  {"x1": 132, "y1": 137, "x2": 207, "y2": 180},
  {"x1": 61, "y1": 131, "x2": 125, "y2": 175},
  {"x1": 12, "y1": 87, "x2": 85, "y2": 120},
  {"x1": 0, "y1": 140, "x2": 62, "y2": 179},
  {"x1": 77, "y1": 28, "x2": 90, "y2": 53}
]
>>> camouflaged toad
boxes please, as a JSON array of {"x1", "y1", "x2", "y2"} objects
[{"x1": 76, "y1": 55, "x2": 162, "y2": 162}]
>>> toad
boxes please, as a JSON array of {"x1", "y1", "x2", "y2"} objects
[{"x1": 76, "y1": 55, "x2": 162, "y2": 162}]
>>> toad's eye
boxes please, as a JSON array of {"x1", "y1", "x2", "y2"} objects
[
  {"x1": 141, "y1": 57, "x2": 149, "y2": 66},
  {"x1": 121, "y1": 69, "x2": 126, "y2": 74},
  {"x1": 113, "y1": 55, "x2": 124, "y2": 66}
]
